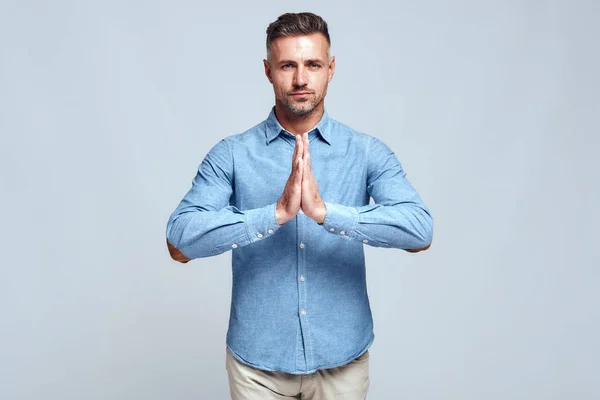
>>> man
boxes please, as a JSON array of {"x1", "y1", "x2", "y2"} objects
[{"x1": 166, "y1": 12, "x2": 433, "y2": 399}]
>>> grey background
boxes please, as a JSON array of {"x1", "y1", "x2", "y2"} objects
[{"x1": 1, "y1": 0, "x2": 598, "y2": 399}]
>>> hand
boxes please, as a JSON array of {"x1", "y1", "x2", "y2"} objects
[
  {"x1": 276, "y1": 135, "x2": 304, "y2": 225},
  {"x1": 300, "y1": 133, "x2": 326, "y2": 224}
]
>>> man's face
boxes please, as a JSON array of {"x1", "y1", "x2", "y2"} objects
[{"x1": 264, "y1": 33, "x2": 335, "y2": 117}]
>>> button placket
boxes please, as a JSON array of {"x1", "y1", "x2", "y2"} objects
[{"x1": 296, "y1": 213, "x2": 310, "y2": 362}]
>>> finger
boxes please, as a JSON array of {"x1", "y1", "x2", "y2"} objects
[
  {"x1": 301, "y1": 133, "x2": 309, "y2": 170},
  {"x1": 295, "y1": 157, "x2": 304, "y2": 186},
  {"x1": 303, "y1": 132, "x2": 309, "y2": 159},
  {"x1": 297, "y1": 136, "x2": 304, "y2": 166},
  {"x1": 292, "y1": 135, "x2": 303, "y2": 175},
  {"x1": 292, "y1": 135, "x2": 300, "y2": 167}
]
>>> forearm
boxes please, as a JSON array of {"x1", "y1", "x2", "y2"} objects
[
  {"x1": 322, "y1": 201, "x2": 433, "y2": 250},
  {"x1": 166, "y1": 203, "x2": 280, "y2": 260}
]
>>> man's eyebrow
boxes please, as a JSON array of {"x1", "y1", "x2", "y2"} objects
[
  {"x1": 305, "y1": 58, "x2": 326, "y2": 64},
  {"x1": 277, "y1": 59, "x2": 326, "y2": 66}
]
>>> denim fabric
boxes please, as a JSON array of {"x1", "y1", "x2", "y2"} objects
[{"x1": 166, "y1": 107, "x2": 433, "y2": 374}]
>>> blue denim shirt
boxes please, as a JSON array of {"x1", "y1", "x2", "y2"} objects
[{"x1": 166, "y1": 107, "x2": 433, "y2": 374}]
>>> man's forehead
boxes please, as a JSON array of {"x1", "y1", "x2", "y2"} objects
[{"x1": 270, "y1": 33, "x2": 329, "y2": 58}]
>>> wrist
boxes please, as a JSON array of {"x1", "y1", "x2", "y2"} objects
[
  {"x1": 276, "y1": 201, "x2": 294, "y2": 225},
  {"x1": 313, "y1": 202, "x2": 326, "y2": 224},
  {"x1": 275, "y1": 204, "x2": 286, "y2": 225}
]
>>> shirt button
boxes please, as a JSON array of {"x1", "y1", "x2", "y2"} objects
[
  {"x1": 363, "y1": 239, "x2": 369, "y2": 244},
  {"x1": 300, "y1": 275, "x2": 305, "y2": 282},
  {"x1": 231, "y1": 244, "x2": 238, "y2": 249},
  {"x1": 268, "y1": 229, "x2": 274, "y2": 234},
  {"x1": 301, "y1": 309, "x2": 307, "y2": 316},
  {"x1": 339, "y1": 230, "x2": 346, "y2": 236},
  {"x1": 257, "y1": 233, "x2": 263, "y2": 238},
  {"x1": 329, "y1": 228, "x2": 335, "y2": 232},
  {"x1": 299, "y1": 242, "x2": 305, "y2": 249}
]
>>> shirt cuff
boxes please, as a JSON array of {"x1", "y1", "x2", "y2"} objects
[
  {"x1": 244, "y1": 203, "x2": 281, "y2": 243},
  {"x1": 322, "y1": 202, "x2": 359, "y2": 238}
]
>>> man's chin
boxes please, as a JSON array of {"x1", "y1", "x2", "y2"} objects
[
  {"x1": 286, "y1": 102, "x2": 316, "y2": 116},
  {"x1": 291, "y1": 109, "x2": 312, "y2": 116}
]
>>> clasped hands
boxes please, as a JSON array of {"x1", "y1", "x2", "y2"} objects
[{"x1": 276, "y1": 132, "x2": 326, "y2": 225}]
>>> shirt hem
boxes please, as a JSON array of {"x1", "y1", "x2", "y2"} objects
[{"x1": 226, "y1": 333, "x2": 375, "y2": 375}]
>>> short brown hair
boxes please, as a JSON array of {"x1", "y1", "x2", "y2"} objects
[{"x1": 266, "y1": 12, "x2": 330, "y2": 59}]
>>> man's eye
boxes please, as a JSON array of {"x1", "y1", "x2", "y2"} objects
[
  {"x1": 310, "y1": 63, "x2": 320, "y2": 68},
  {"x1": 282, "y1": 64, "x2": 293, "y2": 69}
]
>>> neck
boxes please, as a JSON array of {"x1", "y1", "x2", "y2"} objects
[{"x1": 274, "y1": 102, "x2": 324, "y2": 136}]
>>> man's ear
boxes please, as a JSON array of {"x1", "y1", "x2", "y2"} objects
[
  {"x1": 328, "y1": 55, "x2": 336, "y2": 83},
  {"x1": 263, "y1": 59, "x2": 273, "y2": 83}
]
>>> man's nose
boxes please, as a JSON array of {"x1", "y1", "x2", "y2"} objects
[{"x1": 293, "y1": 66, "x2": 307, "y2": 87}]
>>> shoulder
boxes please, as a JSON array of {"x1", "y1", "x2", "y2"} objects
[
  {"x1": 327, "y1": 116, "x2": 387, "y2": 152},
  {"x1": 327, "y1": 117, "x2": 402, "y2": 175},
  {"x1": 221, "y1": 119, "x2": 268, "y2": 148},
  {"x1": 201, "y1": 118, "x2": 268, "y2": 164}
]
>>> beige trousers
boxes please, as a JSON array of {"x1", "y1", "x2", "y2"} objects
[{"x1": 226, "y1": 349, "x2": 370, "y2": 399}]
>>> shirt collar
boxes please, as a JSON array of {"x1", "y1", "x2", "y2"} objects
[{"x1": 265, "y1": 106, "x2": 332, "y2": 146}]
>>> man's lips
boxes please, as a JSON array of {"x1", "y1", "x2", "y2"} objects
[{"x1": 289, "y1": 92, "x2": 313, "y2": 96}]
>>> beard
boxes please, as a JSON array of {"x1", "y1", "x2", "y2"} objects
[
  {"x1": 282, "y1": 87, "x2": 327, "y2": 117},
  {"x1": 285, "y1": 97, "x2": 318, "y2": 116}
]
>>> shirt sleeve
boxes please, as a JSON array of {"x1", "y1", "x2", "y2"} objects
[
  {"x1": 166, "y1": 139, "x2": 281, "y2": 259},
  {"x1": 322, "y1": 137, "x2": 433, "y2": 250}
]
